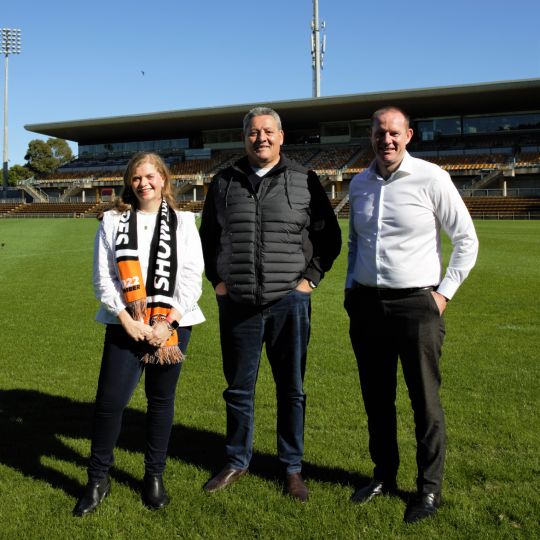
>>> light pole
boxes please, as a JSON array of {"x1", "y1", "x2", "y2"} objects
[
  {"x1": 311, "y1": 0, "x2": 326, "y2": 98},
  {"x1": 1, "y1": 28, "x2": 21, "y2": 196}
]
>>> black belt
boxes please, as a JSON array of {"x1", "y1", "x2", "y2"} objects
[{"x1": 352, "y1": 283, "x2": 434, "y2": 298}]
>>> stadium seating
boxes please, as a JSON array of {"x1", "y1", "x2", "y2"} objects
[
  {"x1": 515, "y1": 152, "x2": 540, "y2": 167},
  {"x1": 346, "y1": 148, "x2": 374, "y2": 174},
  {"x1": 6, "y1": 192, "x2": 538, "y2": 221},
  {"x1": 42, "y1": 170, "x2": 97, "y2": 181},
  {"x1": 284, "y1": 148, "x2": 321, "y2": 166},
  {"x1": 0, "y1": 202, "x2": 26, "y2": 215},
  {"x1": 429, "y1": 153, "x2": 509, "y2": 171},
  {"x1": 9, "y1": 141, "x2": 538, "y2": 221},
  {"x1": 176, "y1": 201, "x2": 204, "y2": 213},
  {"x1": 461, "y1": 196, "x2": 540, "y2": 219},
  {"x1": 333, "y1": 196, "x2": 540, "y2": 220},
  {"x1": 310, "y1": 146, "x2": 363, "y2": 173},
  {"x1": 3, "y1": 202, "x2": 100, "y2": 217}
]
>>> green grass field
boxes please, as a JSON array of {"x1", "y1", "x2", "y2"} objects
[{"x1": 0, "y1": 218, "x2": 538, "y2": 539}]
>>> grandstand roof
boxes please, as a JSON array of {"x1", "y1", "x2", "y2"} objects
[{"x1": 26, "y1": 78, "x2": 540, "y2": 145}]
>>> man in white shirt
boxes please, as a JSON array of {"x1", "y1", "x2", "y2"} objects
[{"x1": 345, "y1": 106, "x2": 478, "y2": 523}]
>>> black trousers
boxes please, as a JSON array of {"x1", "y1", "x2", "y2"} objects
[
  {"x1": 87, "y1": 324, "x2": 191, "y2": 482},
  {"x1": 345, "y1": 286, "x2": 446, "y2": 494}
]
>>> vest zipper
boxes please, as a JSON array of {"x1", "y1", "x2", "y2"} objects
[{"x1": 255, "y1": 192, "x2": 262, "y2": 305}]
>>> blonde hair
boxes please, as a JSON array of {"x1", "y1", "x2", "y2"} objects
[{"x1": 114, "y1": 152, "x2": 177, "y2": 212}]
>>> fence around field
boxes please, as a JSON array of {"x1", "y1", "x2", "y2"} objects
[
  {"x1": 471, "y1": 212, "x2": 540, "y2": 220},
  {"x1": 1, "y1": 197, "x2": 540, "y2": 220},
  {"x1": 0, "y1": 213, "x2": 96, "y2": 219}
]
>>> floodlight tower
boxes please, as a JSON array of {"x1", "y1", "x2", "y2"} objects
[
  {"x1": 311, "y1": 0, "x2": 326, "y2": 97},
  {"x1": 1, "y1": 28, "x2": 21, "y2": 195}
]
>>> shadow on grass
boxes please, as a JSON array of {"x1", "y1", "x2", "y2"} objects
[{"x1": 0, "y1": 389, "x2": 368, "y2": 500}]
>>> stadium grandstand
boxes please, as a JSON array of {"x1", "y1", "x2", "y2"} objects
[{"x1": 2, "y1": 78, "x2": 539, "y2": 220}]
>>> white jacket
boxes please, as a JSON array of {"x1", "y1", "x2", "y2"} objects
[{"x1": 93, "y1": 209, "x2": 205, "y2": 326}]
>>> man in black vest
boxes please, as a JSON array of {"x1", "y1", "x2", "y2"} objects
[{"x1": 200, "y1": 107, "x2": 341, "y2": 501}]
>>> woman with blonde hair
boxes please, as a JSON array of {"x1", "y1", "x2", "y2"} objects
[{"x1": 74, "y1": 152, "x2": 205, "y2": 516}]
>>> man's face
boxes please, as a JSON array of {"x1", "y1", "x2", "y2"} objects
[
  {"x1": 244, "y1": 115, "x2": 284, "y2": 168},
  {"x1": 371, "y1": 110, "x2": 413, "y2": 174}
]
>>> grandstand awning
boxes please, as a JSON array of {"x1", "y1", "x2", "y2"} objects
[{"x1": 25, "y1": 78, "x2": 540, "y2": 145}]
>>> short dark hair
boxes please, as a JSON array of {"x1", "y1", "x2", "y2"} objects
[{"x1": 371, "y1": 106, "x2": 410, "y2": 129}]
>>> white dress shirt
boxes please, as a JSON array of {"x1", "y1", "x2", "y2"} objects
[
  {"x1": 346, "y1": 152, "x2": 478, "y2": 300},
  {"x1": 93, "y1": 209, "x2": 205, "y2": 326}
]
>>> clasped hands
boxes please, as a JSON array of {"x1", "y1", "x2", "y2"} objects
[{"x1": 124, "y1": 318, "x2": 171, "y2": 348}]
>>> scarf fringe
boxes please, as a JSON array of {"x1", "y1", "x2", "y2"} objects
[
  {"x1": 142, "y1": 345, "x2": 185, "y2": 365},
  {"x1": 127, "y1": 299, "x2": 147, "y2": 322}
]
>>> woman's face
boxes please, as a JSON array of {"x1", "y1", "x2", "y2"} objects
[{"x1": 130, "y1": 160, "x2": 165, "y2": 211}]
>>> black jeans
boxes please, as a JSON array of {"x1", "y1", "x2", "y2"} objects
[
  {"x1": 345, "y1": 286, "x2": 446, "y2": 494},
  {"x1": 217, "y1": 289, "x2": 311, "y2": 473},
  {"x1": 87, "y1": 324, "x2": 191, "y2": 481}
]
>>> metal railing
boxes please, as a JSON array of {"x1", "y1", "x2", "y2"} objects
[
  {"x1": 458, "y1": 187, "x2": 540, "y2": 197},
  {"x1": 471, "y1": 212, "x2": 540, "y2": 220},
  {"x1": 0, "y1": 213, "x2": 93, "y2": 219}
]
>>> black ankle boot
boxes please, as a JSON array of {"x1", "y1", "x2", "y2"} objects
[
  {"x1": 143, "y1": 473, "x2": 169, "y2": 509},
  {"x1": 73, "y1": 475, "x2": 111, "y2": 517}
]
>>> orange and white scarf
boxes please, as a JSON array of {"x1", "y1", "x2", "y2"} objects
[{"x1": 115, "y1": 200, "x2": 183, "y2": 364}]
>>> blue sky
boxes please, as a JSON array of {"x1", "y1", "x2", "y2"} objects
[{"x1": 2, "y1": 0, "x2": 539, "y2": 165}]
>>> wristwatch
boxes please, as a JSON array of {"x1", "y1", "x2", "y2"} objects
[
  {"x1": 165, "y1": 316, "x2": 180, "y2": 332},
  {"x1": 308, "y1": 280, "x2": 317, "y2": 289}
]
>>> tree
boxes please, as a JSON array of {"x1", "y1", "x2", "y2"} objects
[
  {"x1": 48, "y1": 138, "x2": 73, "y2": 165},
  {"x1": 25, "y1": 139, "x2": 57, "y2": 176},
  {"x1": 8, "y1": 164, "x2": 32, "y2": 186},
  {"x1": 24, "y1": 138, "x2": 73, "y2": 177}
]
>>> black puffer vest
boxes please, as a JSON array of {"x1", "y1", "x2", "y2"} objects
[{"x1": 214, "y1": 156, "x2": 311, "y2": 305}]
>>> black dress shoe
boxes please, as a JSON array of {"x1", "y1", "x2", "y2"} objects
[
  {"x1": 73, "y1": 475, "x2": 111, "y2": 517},
  {"x1": 286, "y1": 473, "x2": 308, "y2": 502},
  {"x1": 351, "y1": 479, "x2": 397, "y2": 504},
  {"x1": 143, "y1": 473, "x2": 170, "y2": 509},
  {"x1": 203, "y1": 466, "x2": 248, "y2": 493},
  {"x1": 404, "y1": 492, "x2": 441, "y2": 523}
]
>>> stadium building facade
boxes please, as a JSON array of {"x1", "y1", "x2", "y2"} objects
[{"x1": 7, "y1": 78, "x2": 540, "y2": 219}]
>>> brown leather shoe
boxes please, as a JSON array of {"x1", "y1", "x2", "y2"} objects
[
  {"x1": 286, "y1": 472, "x2": 308, "y2": 502},
  {"x1": 203, "y1": 467, "x2": 248, "y2": 493}
]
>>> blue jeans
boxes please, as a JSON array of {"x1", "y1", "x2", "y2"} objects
[
  {"x1": 88, "y1": 324, "x2": 191, "y2": 481},
  {"x1": 217, "y1": 289, "x2": 311, "y2": 474}
]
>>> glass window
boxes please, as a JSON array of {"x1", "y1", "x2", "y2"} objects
[
  {"x1": 78, "y1": 137, "x2": 191, "y2": 158},
  {"x1": 203, "y1": 130, "x2": 242, "y2": 144},
  {"x1": 322, "y1": 123, "x2": 350, "y2": 137},
  {"x1": 415, "y1": 117, "x2": 460, "y2": 140},
  {"x1": 434, "y1": 118, "x2": 461, "y2": 136},
  {"x1": 351, "y1": 121, "x2": 370, "y2": 139},
  {"x1": 463, "y1": 113, "x2": 540, "y2": 134}
]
